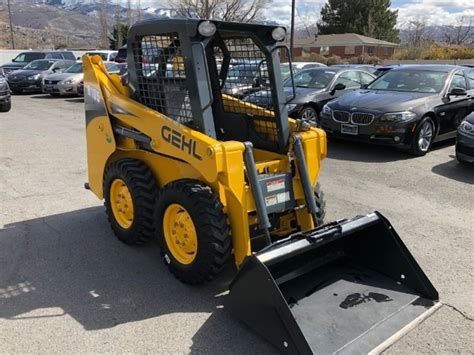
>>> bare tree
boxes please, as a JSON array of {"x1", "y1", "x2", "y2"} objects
[
  {"x1": 99, "y1": 0, "x2": 109, "y2": 48},
  {"x1": 404, "y1": 18, "x2": 433, "y2": 47},
  {"x1": 126, "y1": 0, "x2": 133, "y2": 27},
  {"x1": 115, "y1": 0, "x2": 122, "y2": 47},
  {"x1": 136, "y1": 0, "x2": 142, "y2": 22},
  {"x1": 169, "y1": 0, "x2": 268, "y2": 23},
  {"x1": 444, "y1": 17, "x2": 474, "y2": 46}
]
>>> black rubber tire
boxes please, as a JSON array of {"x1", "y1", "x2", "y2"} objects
[
  {"x1": 11, "y1": 89, "x2": 22, "y2": 95},
  {"x1": 103, "y1": 159, "x2": 158, "y2": 245},
  {"x1": 411, "y1": 117, "x2": 435, "y2": 156},
  {"x1": 0, "y1": 101, "x2": 11, "y2": 112},
  {"x1": 298, "y1": 106, "x2": 318, "y2": 122},
  {"x1": 314, "y1": 182, "x2": 326, "y2": 226},
  {"x1": 155, "y1": 180, "x2": 231, "y2": 285}
]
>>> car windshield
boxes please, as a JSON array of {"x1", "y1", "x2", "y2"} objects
[
  {"x1": 280, "y1": 64, "x2": 292, "y2": 80},
  {"x1": 64, "y1": 63, "x2": 83, "y2": 73},
  {"x1": 23, "y1": 60, "x2": 55, "y2": 71},
  {"x1": 13, "y1": 52, "x2": 45, "y2": 62},
  {"x1": 284, "y1": 69, "x2": 335, "y2": 89},
  {"x1": 106, "y1": 63, "x2": 124, "y2": 74},
  {"x1": 367, "y1": 70, "x2": 448, "y2": 93}
]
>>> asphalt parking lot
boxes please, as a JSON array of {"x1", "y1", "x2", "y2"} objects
[{"x1": 1, "y1": 94, "x2": 473, "y2": 353}]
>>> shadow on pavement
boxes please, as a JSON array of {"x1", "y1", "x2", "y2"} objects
[
  {"x1": 431, "y1": 156, "x2": 474, "y2": 184},
  {"x1": 65, "y1": 98, "x2": 84, "y2": 104},
  {"x1": 327, "y1": 139, "x2": 412, "y2": 163},
  {"x1": 0, "y1": 207, "x2": 271, "y2": 353},
  {"x1": 327, "y1": 138, "x2": 455, "y2": 163},
  {"x1": 30, "y1": 94, "x2": 60, "y2": 99}
]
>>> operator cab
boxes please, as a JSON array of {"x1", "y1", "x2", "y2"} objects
[{"x1": 126, "y1": 19, "x2": 291, "y2": 153}]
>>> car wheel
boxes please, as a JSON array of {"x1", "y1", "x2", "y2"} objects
[
  {"x1": 11, "y1": 89, "x2": 22, "y2": 95},
  {"x1": 0, "y1": 101, "x2": 11, "y2": 112},
  {"x1": 411, "y1": 117, "x2": 435, "y2": 156},
  {"x1": 299, "y1": 106, "x2": 318, "y2": 122}
]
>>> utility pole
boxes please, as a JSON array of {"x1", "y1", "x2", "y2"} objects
[
  {"x1": 7, "y1": 0, "x2": 15, "y2": 49},
  {"x1": 290, "y1": 0, "x2": 295, "y2": 61}
]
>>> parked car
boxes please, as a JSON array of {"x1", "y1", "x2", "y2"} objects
[
  {"x1": 245, "y1": 67, "x2": 376, "y2": 120},
  {"x1": 456, "y1": 112, "x2": 474, "y2": 164},
  {"x1": 292, "y1": 61, "x2": 327, "y2": 70},
  {"x1": 85, "y1": 50, "x2": 118, "y2": 62},
  {"x1": 43, "y1": 61, "x2": 83, "y2": 96},
  {"x1": 331, "y1": 64, "x2": 380, "y2": 75},
  {"x1": 115, "y1": 45, "x2": 127, "y2": 63},
  {"x1": 221, "y1": 63, "x2": 267, "y2": 98},
  {"x1": 319, "y1": 65, "x2": 474, "y2": 156},
  {"x1": 373, "y1": 64, "x2": 405, "y2": 77},
  {"x1": 1, "y1": 50, "x2": 76, "y2": 75},
  {"x1": 43, "y1": 62, "x2": 126, "y2": 97},
  {"x1": 0, "y1": 75, "x2": 11, "y2": 112},
  {"x1": 6, "y1": 59, "x2": 76, "y2": 94}
]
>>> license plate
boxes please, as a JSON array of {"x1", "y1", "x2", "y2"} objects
[{"x1": 341, "y1": 124, "x2": 358, "y2": 135}]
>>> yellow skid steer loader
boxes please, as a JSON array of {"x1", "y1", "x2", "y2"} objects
[{"x1": 84, "y1": 19, "x2": 438, "y2": 354}]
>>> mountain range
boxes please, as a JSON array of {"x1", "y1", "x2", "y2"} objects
[{"x1": 0, "y1": 1, "x2": 466, "y2": 50}]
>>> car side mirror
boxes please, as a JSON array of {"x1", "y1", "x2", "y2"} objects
[
  {"x1": 330, "y1": 83, "x2": 346, "y2": 95},
  {"x1": 448, "y1": 88, "x2": 467, "y2": 96}
]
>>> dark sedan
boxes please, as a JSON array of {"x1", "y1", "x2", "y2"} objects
[
  {"x1": 6, "y1": 59, "x2": 75, "y2": 94},
  {"x1": 320, "y1": 65, "x2": 474, "y2": 156},
  {"x1": 244, "y1": 67, "x2": 376, "y2": 120},
  {"x1": 0, "y1": 75, "x2": 11, "y2": 112},
  {"x1": 456, "y1": 112, "x2": 474, "y2": 164}
]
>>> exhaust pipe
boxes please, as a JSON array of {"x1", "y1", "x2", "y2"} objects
[{"x1": 226, "y1": 212, "x2": 438, "y2": 354}]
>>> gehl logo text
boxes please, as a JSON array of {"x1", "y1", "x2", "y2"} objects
[{"x1": 161, "y1": 125, "x2": 203, "y2": 160}]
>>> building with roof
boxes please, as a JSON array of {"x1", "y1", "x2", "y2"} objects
[{"x1": 290, "y1": 33, "x2": 399, "y2": 59}]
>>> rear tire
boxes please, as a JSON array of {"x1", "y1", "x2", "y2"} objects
[
  {"x1": 0, "y1": 101, "x2": 11, "y2": 112},
  {"x1": 411, "y1": 117, "x2": 435, "y2": 156},
  {"x1": 103, "y1": 159, "x2": 158, "y2": 245},
  {"x1": 155, "y1": 180, "x2": 231, "y2": 284},
  {"x1": 314, "y1": 182, "x2": 326, "y2": 226}
]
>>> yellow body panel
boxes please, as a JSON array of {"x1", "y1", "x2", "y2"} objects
[{"x1": 84, "y1": 55, "x2": 327, "y2": 267}]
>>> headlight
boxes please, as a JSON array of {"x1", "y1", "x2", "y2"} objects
[
  {"x1": 272, "y1": 27, "x2": 286, "y2": 41},
  {"x1": 322, "y1": 104, "x2": 332, "y2": 115},
  {"x1": 62, "y1": 79, "x2": 75, "y2": 85},
  {"x1": 28, "y1": 74, "x2": 41, "y2": 80},
  {"x1": 459, "y1": 120, "x2": 474, "y2": 135},
  {"x1": 381, "y1": 111, "x2": 416, "y2": 122},
  {"x1": 198, "y1": 21, "x2": 216, "y2": 37},
  {"x1": 287, "y1": 104, "x2": 297, "y2": 111}
]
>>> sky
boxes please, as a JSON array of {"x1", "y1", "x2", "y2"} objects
[{"x1": 138, "y1": 0, "x2": 474, "y2": 27}]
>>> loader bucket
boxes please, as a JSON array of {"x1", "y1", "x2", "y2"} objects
[{"x1": 226, "y1": 212, "x2": 438, "y2": 354}]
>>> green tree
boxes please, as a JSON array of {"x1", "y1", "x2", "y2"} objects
[
  {"x1": 318, "y1": 0, "x2": 399, "y2": 43},
  {"x1": 108, "y1": 23, "x2": 129, "y2": 50}
]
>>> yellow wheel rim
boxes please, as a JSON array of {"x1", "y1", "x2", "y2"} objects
[
  {"x1": 163, "y1": 203, "x2": 198, "y2": 265},
  {"x1": 110, "y1": 179, "x2": 134, "y2": 229}
]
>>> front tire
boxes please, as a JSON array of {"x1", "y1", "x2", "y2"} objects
[
  {"x1": 411, "y1": 117, "x2": 435, "y2": 156},
  {"x1": 103, "y1": 159, "x2": 158, "y2": 245},
  {"x1": 314, "y1": 182, "x2": 326, "y2": 226},
  {"x1": 0, "y1": 101, "x2": 11, "y2": 112},
  {"x1": 156, "y1": 180, "x2": 231, "y2": 284},
  {"x1": 299, "y1": 106, "x2": 318, "y2": 122}
]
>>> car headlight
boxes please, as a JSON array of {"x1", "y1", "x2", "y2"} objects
[
  {"x1": 28, "y1": 74, "x2": 41, "y2": 80},
  {"x1": 321, "y1": 104, "x2": 332, "y2": 115},
  {"x1": 62, "y1": 79, "x2": 75, "y2": 85},
  {"x1": 287, "y1": 104, "x2": 298, "y2": 111},
  {"x1": 458, "y1": 120, "x2": 474, "y2": 135},
  {"x1": 381, "y1": 111, "x2": 416, "y2": 122}
]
